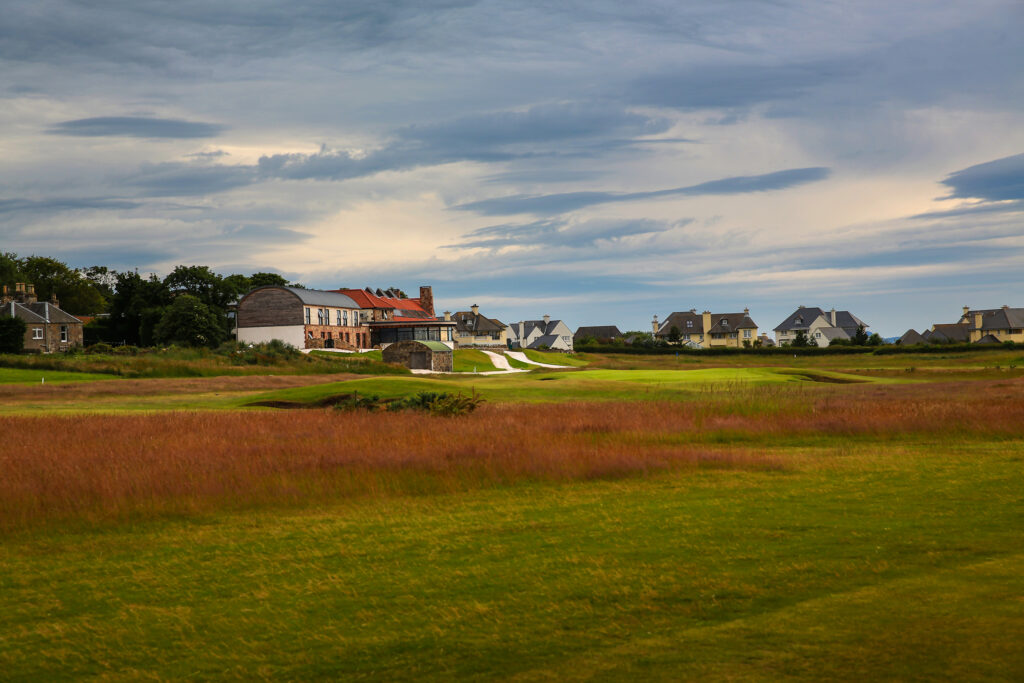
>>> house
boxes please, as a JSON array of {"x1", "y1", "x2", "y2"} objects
[
  {"x1": 451, "y1": 305, "x2": 507, "y2": 347},
  {"x1": 574, "y1": 326, "x2": 623, "y2": 344},
  {"x1": 236, "y1": 286, "x2": 369, "y2": 349},
  {"x1": 898, "y1": 329, "x2": 927, "y2": 345},
  {"x1": 956, "y1": 305, "x2": 1024, "y2": 344},
  {"x1": 331, "y1": 286, "x2": 456, "y2": 348},
  {"x1": 653, "y1": 309, "x2": 758, "y2": 348},
  {"x1": 507, "y1": 316, "x2": 574, "y2": 351},
  {"x1": 773, "y1": 306, "x2": 867, "y2": 347},
  {"x1": 922, "y1": 323, "x2": 970, "y2": 344},
  {"x1": 382, "y1": 340, "x2": 453, "y2": 372},
  {"x1": 0, "y1": 283, "x2": 84, "y2": 352}
]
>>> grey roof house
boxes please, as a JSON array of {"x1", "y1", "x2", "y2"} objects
[
  {"x1": 773, "y1": 306, "x2": 867, "y2": 347},
  {"x1": 508, "y1": 316, "x2": 573, "y2": 351}
]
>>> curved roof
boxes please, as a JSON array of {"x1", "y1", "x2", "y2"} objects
[{"x1": 244, "y1": 286, "x2": 360, "y2": 309}]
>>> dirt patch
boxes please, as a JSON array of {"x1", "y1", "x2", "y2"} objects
[
  {"x1": 785, "y1": 371, "x2": 865, "y2": 384},
  {"x1": 246, "y1": 393, "x2": 365, "y2": 409}
]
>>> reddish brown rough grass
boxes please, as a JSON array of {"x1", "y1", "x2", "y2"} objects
[{"x1": 3, "y1": 380, "x2": 1023, "y2": 530}]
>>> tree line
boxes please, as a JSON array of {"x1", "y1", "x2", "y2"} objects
[{"x1": 1, "y1": 253, "x2": 299, "y2": 348}]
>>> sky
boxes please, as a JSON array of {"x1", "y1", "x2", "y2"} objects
[{"x1": 2, "y1": 0, "x2": 1023, "y2": 336}]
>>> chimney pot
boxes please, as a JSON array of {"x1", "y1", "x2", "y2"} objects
[{"x1": 471, "y1": 304, "x2": 479, "y2": 315}]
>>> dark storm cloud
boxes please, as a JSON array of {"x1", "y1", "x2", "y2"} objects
[
  {"x1": 126, "y1": 163, "x2": 258, "y2": 196},
  {"x1": 447, "y1": 217, "x2": 681, "y2": 250},
  {"x1": 49, "y1": 117, "x2": 226, "y2": 139},
  {"x1": 397, "y1": 103, "x2": 671, "y2": 148},
  {"x1": 258, "y1": 103, "x2": 672, "y2": 181},
  {"x1": 940, "y1": 153, "x2": 1024, "y2": 201},
  {"x1": 454, "y1": 167, "x2": 831, "y2": 215},
  {"x1": 629, "y1": 61, "x2": 853, "y2": 110},
  {"x1": 0, "y1": 197, "x2": 143, "y2": 214}
]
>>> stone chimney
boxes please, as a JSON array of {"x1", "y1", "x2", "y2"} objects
[
  {"x1": 974, "y1": 312, "x2": 983, "y2": 331},
  {"x1": 418, "y1": 286, "x2": 434, "y2": 317},
  {"x1": 652, "y1": 315, "x2": 659, "y2": 334},
  {"x1": 471, "y1": 304, "x2": 479, "y2": 316},
  {"x1": 50, "y1": 293, "x2": 60, "y2": 308},
  {"x1": 443, "y1": 310, "x2": 451, "y2": 321},
  {"x1": 0, "y1": 285, "x2": 9, "y2": 305},
  {"x1": 743, "y1": 307, "x2": 749, "y2": 316},
  {"x1": 543, "y1": 314, "x2": 550, "y2": 326},
  {"x1": 963, "y1": 306, "x2": 970, "y2": 319},
  {"x1": 830, "y1": 308, "x2": 837, "y2": 326},
  {"x1": 702, "y1": 310, "x2": 712, "y2": 333}
]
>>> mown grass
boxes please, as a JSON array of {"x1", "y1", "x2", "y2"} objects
[
  {"x1": 523, "y1": 348, "x2": 589, "y2": 366},
  {"x1": 452, "y1": 349, "x2": 497, "y2": 372},
  {"x1": 0, "y1": 368, "x2": 116, "y2": 384}
]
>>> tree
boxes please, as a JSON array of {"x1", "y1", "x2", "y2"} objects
[
  {"x1": 249, "y1": 272, "x2": 289, "y2": 288},
  {"x1": 17, "y1": 256, "x2": 107, "y2": 314},
  {"x1": 105, "y1": 271, "x2": 172, "y2": 346},
  {"x1": 0, "y1": 316, "x2": 26, "y2": 353},
  {"x1": 807, "y1": 335, "x2": 819, "y2": 347},
  {"x1": 164, "y1": 265, "x2": 235, "y2": 311},
  {"x1": 667, "y1": 325, "x2": 681, "y2": 343},
  {"x1": 792, "y1": 330, "x2": 809, "y2": 347},
  {"x1": 852, "y1": 325, "x2": 869, "y2": 346},
  {"x1": 867, "y1": 333, "x2": 883, "y2": 346},
  {"x1": 153, "y1": 295, "x2": 225, "y2": 347}
]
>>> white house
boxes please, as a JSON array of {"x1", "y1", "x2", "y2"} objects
[{"x1": 507, "y1": 315, "x2": 574, "y2": 351}]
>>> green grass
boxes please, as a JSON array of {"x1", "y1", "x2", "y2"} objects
[
  {"x1": 0, "y1": 368, "x2": 116, "y2": 384},
  {"x1": 2, "y1": 442, "x2": 1021, "y2": 680},
  {"x1": 523, "y1": 348, "x2": 589, "y2": 366},
  {"x1": 503, "y1": 353, "x2": 532, "y2": 370},
  {"x1": 452, "y1": 349, "x2": 497, "y2": 373}
]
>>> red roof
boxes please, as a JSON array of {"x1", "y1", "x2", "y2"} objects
[{"x1": 331, "y1": 288, "x2": 432, "y2": 317}]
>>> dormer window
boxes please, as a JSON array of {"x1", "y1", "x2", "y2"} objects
[
  {"x1": 796, "y1": 317, "x2": 803, "y2": 325},
  {"x1": 722, "y1": 319, "x2": 729, "y2": 327},
  {"x1": 686, "y1": 320, "x2": 693, "y2": 327}
]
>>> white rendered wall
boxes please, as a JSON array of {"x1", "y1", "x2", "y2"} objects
[{"x1": 238, "y1": 325, "x2": 305, "y2": 349}]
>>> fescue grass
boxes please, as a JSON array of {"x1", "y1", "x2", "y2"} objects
[{"x1": 2, "y1": 352, "x2": 1023, "y2": 679}]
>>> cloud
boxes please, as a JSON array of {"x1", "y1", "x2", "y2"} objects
[
  {"x1": 447, "y1": 217, "x2": 683, "y2": 250},
  {"x1": 49, "y1": 116, "x2": 227, "y2": 138},
  {"x1": 0, "y1": 197, "x2": 143, "y2": 215},
  {"x1": 126, "y1": 163, "x2": 258, "y2": 196},
  {"x1": 453, "y1": 167, "x2": 831, "y2": 215},
  {"x1": 911, "y1": 199, "x2": 1024, "y2": 220},
  {"x1": 258, "y1": 103, "x2": 673, "y2": 181},
  {"x1": 629, "y1": 61, "x2": 853, "y2": 110},
  {"x1": 940, "y1": 152, "x2": 1024, "y2": 201}
]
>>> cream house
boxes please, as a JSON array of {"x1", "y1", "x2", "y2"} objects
[{"x1": 653, "y1": 309, "x2": 758, "y2": 348}]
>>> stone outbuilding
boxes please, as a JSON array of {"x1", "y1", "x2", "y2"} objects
[{"x1": 382, "y1": 340, "x2": 453, "y2": 372}]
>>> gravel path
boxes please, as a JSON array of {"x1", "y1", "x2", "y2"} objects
[{"x1": 504, "y1": 351, "x2": 567, "y2": 368}]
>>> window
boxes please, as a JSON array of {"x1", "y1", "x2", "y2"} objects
[
  {"x1": 743, "y1": 329, "x2": 751, "y2": 338},
  {"x1": 60, "y1": 326, "x2": 68, "y2": 342},
  {"x1": 729, "y1": 333, "x2": 737, "y2": 339},
  {"x1": 721, "y1": 319, "x2": 729, "y2": 327},
  {"x1": 336, "y1": 309, "x2": 342, "y2": 326},
  {"x1": 684, "y1": 334, "x2": 690, "y2": 340},
  {"x1": 686, "y1": 320, "x2": 693, "y2": 327},
  {"x1": 343, "y1": 310, "x2": 349, "y2": 326},
  {"x1": 32, "y1": 327, "x2": 43, "y2": 339},
  {"x1": 317, "y1": 309, "x2": 324, "y2": 325},
  {"x1": 304, "y1": 308, "x2": 311, "y2": 324},
  {"x1": 815, "y1": 331, "x2": 821, "y2": 338}
]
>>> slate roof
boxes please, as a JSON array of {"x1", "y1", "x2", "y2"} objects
[
  {"x1": 3, "y1": 300, "x2": 82, "y2": 325},
  {"x1": 963, "y1": 307, "x2": 1024, "y2": 330},
  {"x1": 520, "y1": 319, "x2": 565, "y2": 337},
  {"x1": 453, "y1": 310, "x2": 506, "y2": 334},
  {"x1": 928, "y1": 323, "x2": 970, "y2": 343},
  {"x1": 975, "y1": 334, "x2": 1002, "y2": 344},
  {"x1": 773, "y1": 307, "x2": 866, "y2": 333},
  {"x1": 657, "y1": 311, "x2": 756, "y2": 336},
  {"x1": 574, "y1": 325, "x2": 622, "y2": 341},
  {"x1": 815, "y1": 326, "x2": 850, "y2": 341},
  {"x1": 898, "y1": 329, "x2": 927, "y2": 345},
  {"x1": 529, "y1": 334, "x2": 561, "y2": 349}
]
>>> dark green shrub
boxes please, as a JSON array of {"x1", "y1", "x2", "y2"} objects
[{"x1": 0, "y1": 316, "x2": 26, "y2": 353}]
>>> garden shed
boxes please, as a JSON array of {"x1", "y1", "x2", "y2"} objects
[{"x1": 382, "y1": 340, "x2": 453, "y2": 372}]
